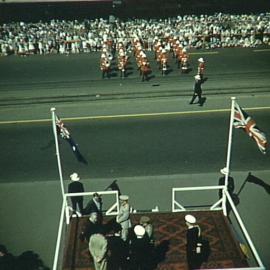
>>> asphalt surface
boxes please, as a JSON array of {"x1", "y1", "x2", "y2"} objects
[
  {"x1": 0, "y1": 48, "x2": 270, "y2": 269},
  {"x1": 0, "y1": 48, "x2": 270, "y2": 106},
  {"x1": 0, "y1": 110, "x2": 270, "y2": 183}
]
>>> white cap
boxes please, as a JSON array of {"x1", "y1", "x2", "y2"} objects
[
  {"x1": 194, "y1": 75, "x2": 201, "y2": 80},
  {"x1": 185, "y1": 214, "x2": 196, "y2": 224},
  {"x1": 70, "y1": 172, "x2": 80, "y2": 181},
  {"x1": 119, "y1": 195, "x2": 129, "y2": 201},
  {"x1": 220, "y1": 167, "x2": 229, "y2": 175},
  {"x1": 134, "y1": 225, "x2": 145, "y2": 238},
  {"x1": 198, "y1": 57, "x2": 204, "y2": 63}
]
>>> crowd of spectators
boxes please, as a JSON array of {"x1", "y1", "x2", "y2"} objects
[
  {"x1": 0, "y1": 12, "x2": 270, "y2": 56},
  {"x1": 0, "y1": 244, "x2": 49, "y2": 270}
]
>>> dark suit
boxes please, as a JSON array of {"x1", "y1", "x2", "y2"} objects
[
  {"x1": 129, "y1": 235, "x2": 151, "y2": 270},
  {"x1": 190, "y1": 79, "x2": 202, "y2": 104},
  {"x1": 186, "y1": 226, "x2": 202, "y2": 270},
  {"x1": 108, "y1": 234, "x2": 128, "y2": 270},
  {"x1": 68, "y1": 181, "x2": 84, "y2": 214},
  {"x1": 218, "y1": 176, "x2": 235, "y2": 199},
  {"x1": 84, "y1": 198, "x2": 103, "y2": 224},
  {"x1": 81, "y1": 220, "x2": 104, "y2": 242}
]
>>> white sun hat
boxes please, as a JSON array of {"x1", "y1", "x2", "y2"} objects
[{"x1": 70, "y1": 172, "x2": 80, "y2": 181}]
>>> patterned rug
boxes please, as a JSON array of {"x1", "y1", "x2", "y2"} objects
[{"x1": 63, "y1": 211, "x2": 248, "y2": 270}]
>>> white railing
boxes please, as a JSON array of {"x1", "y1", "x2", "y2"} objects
[
  {"x1": 64, "y1": 190, "x2": 119, "y2": 225},
  {"x1": 172, "y1": 185, "x2": 265, "y2": 270},
  {"x1": 172, "y1": 185, "x2": 225, "y2": 212},
  {"x1": 52, "y1": 190, "x2": 119, "y2": 270}
]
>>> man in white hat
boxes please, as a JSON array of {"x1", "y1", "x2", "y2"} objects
[
  {"x1": 68, "y1": 172, "x2": 84, "y2": 216},
  {"x1": 218, "y1": 167, "x2": 235, "y2": 199},
  {"x1": 189, "y1": 75, "x2": 203, "y2": 105},
  {"x1": 116, "y1": 195, "x2": 131, "y2": 241},
  {"x1": 185, "y1": 214, "x2": 203, "y2": 270}
]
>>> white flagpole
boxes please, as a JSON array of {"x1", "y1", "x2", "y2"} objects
[
  {"x1": 51, "y1": 107, "x2": 65, "y2": 199},
  {"x1": 222, "y1": 97, "x2": 236, "y2": 216}
]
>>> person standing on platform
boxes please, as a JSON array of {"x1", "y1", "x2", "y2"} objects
[
  {"x1": 129, "y1": 225, "x2": 151, "y2": 270},
  {"x1": 84, "y1": 193, "x2": 103, "y2": 224},
  {"x1": 80, "y1": 212, "x2": 104, "y2": 243},
  {"x1": 185, "y1": 214, "x2": 203, "y2": 270},
  {"x1": 218, "y1": 167, "x2": 235, "y2": 199},
  {"x1": 107, "y1": 223, "x2": 128, "y2": 270},
  {"x1": 139, "y1": 216, "x2": 155, "y2": 246},
  {"x1": 89, "y1": 233, "x2": 108, "y2": 270},
  {"x1": 189, "y1": 75, "x2": 203, "y2": 105},
  {"x1": 68, "y1": 172, "x2": 84, "y2": 217},
  {"x1": 116, "y1": 195, "x2": 131, "y2": 241}
]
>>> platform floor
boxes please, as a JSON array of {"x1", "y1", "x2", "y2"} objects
[{"x1": 63, "y1": 210, "x2": 248, "y2": 270}]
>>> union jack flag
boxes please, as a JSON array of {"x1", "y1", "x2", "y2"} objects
[
  {"x1": 55, "y1": 115, "x2": 70, "y2": 139},
  {"x1": 233, "y1": 102, "x2": 267, "y2": 154}
]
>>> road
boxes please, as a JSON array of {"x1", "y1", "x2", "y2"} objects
[
  {"x1": 0, "y1": 48, "x2": 270, "y2": 106},
  {"x1": 1, "y1": 109, "x2": 270, "y2": 183},
  {"x1": 0, "y1": 48, "x2": 270, "y2": 269}
]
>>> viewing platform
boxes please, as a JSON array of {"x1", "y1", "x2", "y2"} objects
[{"x1": 63, "y1": 211, "x2": 248, "y2": 270}]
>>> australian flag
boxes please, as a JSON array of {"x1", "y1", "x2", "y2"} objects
[
  {"x1": 55, "y1": 115, "x2": 87, "y2": 164},
  {"x1": 233, "y1": 102, "x2": 267, "y2": 154}
]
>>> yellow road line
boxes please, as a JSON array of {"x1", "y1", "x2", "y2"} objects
[
  {"x1": 0, "y1": 106, "x2": 270, "y2": 125},
  {"x1": 253, "y1": 49, "x2": 270, "y2": 52},
  {"x1": 190, "y1": 51, "x2": 219, "y2": 55}
]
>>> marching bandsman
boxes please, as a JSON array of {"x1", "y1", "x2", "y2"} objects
[
  {"x1": 181, "y1": 48, "x2": 189, "y2": 73},
  {"x1": 141, "y1": 60, "x2": 151, "y2": 82},
  {"x1": 197, "y1": 57, "x2": 205, "y2": 79},
  {"x1": 176, "y1": 45, "x2": 184, "y2": 68},
  {"x1": 100, "y1": 53, "x2": 111, "y2": 79},
  {"x1": 118, "y1": 55, "x2": 128, "y2": 78},
  {"x1": 160, "y1": 49, "x2": 168, "y2": 76}
]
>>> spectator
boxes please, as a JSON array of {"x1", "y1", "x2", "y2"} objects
[
  {"x1": 0, "y1": 245, "x2": 17, "y2": 270},
  {"x1": 1, "y1": 13, "x2": 270, "y2": 57}
]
